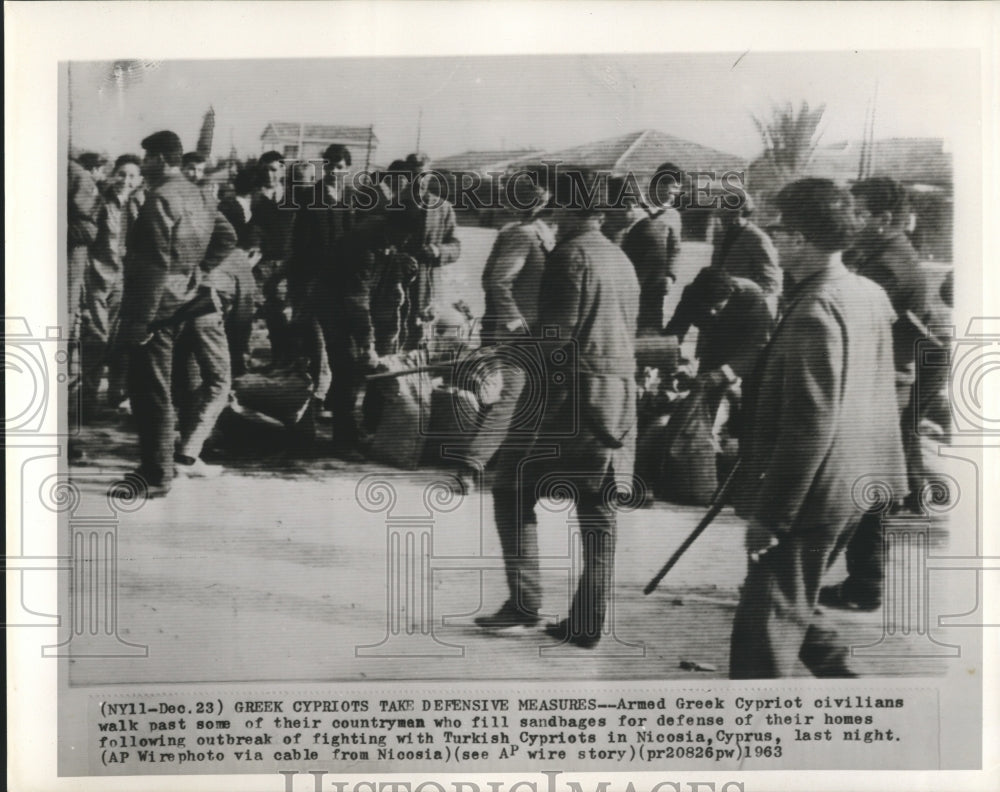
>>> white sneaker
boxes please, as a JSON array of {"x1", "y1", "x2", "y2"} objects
[{"x1": 175, "y1": 458, "x2": 223, "y2": 479}]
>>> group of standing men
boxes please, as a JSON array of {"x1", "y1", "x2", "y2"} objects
[
  {"x1": 471, "y1": 164, "x2": 946, "y2": 676},
  {"x1": 68, "y1": 134, "x2": 946, "y2": 676},
  {"x1": 68, "y1": 132, "x2": 461, "y2": 493}
]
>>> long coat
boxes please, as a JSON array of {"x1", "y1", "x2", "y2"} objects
[
  {"x1": 529, "y1": 227, "x2": 640, "y2": 494},
  {"x1": 734, "y1": 263, "x2": 907, "y2": 534}
]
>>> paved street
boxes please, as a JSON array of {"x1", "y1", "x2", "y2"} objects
[
  {"x1": 63, "y1": 414, "x2": 957, "y2": 687},
  {"x1": 59, "y1": 226, "x2": 966, "y2": 686}
]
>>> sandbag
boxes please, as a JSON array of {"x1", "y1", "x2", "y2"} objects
[
  {"x1": 421, "y1": 386, "x2": 481, "y2": 467},
  {"x1": 656, "y1": 384, "x2": 721, "y2": 506},
  {"x1": 364, "y1": 350, "x2": 433, "y2": 469},
  {"x1": 232, "y1": 364, "x2": 314, "y2": 427}
]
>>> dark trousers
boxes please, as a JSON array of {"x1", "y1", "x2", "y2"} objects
[
  {"x1": 259, "y1": 259, "x2": 296, "y2": 364},
  {"x1": 466, "y1": 360, "x2": 527, "y2": 469},
  {"x1": 67, "y1": 244, "x2": 90, "y2": 429},
  {"x1": 79, "y1": 264, "x2": 122, "y2": 410},
  {"x1": 316, "y1": 310, "x2": 362, "y2": 445},
  {"x1": 843, "y1": 510, "x2": 885, "y2": 604},
  {"x1": 127, "y1": 324, "x2": 182, "y2": 486},
  {"x1": 841, "y1": 378, "x2": 913, "y2": 598},
  {"x1": 492, "y1": 484, "x2": 617, "y2": 637},
  {"x1": 637, "y1": 278, "x2": 669, "y2": 335},
  {"x1": 730, "y1": 516, "x2": 859, "y2": 678}
]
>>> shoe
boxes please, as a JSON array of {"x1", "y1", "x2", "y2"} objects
[
  {"x1": 543, "y1": 619, "x2": 601, "y2": 649},
  {"x1": 474, "y1": 602, "x2": 540, "y2": 632},
  {"x1": 174, "y1": 457, "x2": 224, "y2": 478},
  {"x1": 800, "y1": 644, "x2": 859, "y2": 678},
  {"x1": 330, "y1": 443, "x2": 366, "y2": 463},
  {"x1": 819, "y1": 582, "x2": 881, "y2": 612},
  {"x1": 112, "y1": 472, "x2": 171, "y2": 500},
  {"x1": 450, "y1": 469, "x2": 476, "y2": 496}
]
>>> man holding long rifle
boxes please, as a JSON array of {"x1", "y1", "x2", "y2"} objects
[{"x1": 727, "y1": 179, "x2": 905, "y2": 678}]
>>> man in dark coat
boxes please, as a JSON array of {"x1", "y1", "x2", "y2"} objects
[
  {"x1": 822, "y1": 177, "x2": 938, "y2": 610},
  {"x1": 665, "y1": 266, "x2": 775, "y2": 385},
  {"x1": 711, "y1": 197, "x2": 782, "y2": 314},
  {"x1": 217, "y1": 168, "x2": 260, "y2": 251},
  {"x1": 729, "y1": 179, "x2": 906, "y2": 678},
  {"x1": 253, "y1": 150, "x2": 298, "y2": 362},
  {"x1": 620, "y1": 162, "x2": 683, "y2": 334},
  {"x1": 67, "y1": 152, "x2": 106, "y2": 453},
  {"x1": 80, "y1": 154, "x2": 144, "y2": 414},
  {"x1": 117, "y1": 131, "x2": 215, "y2": 496},
  {"x1": 476, "y1": 188, "x2": 640, "y2": 649},
  {"x1": 289, "y1": 144, "x2": 370, "y2": 456},
  {"x1": 383, "y1": 154, "x2": 462, "y2": 350}
]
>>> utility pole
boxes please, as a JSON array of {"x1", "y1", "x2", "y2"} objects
[
  {"x1": 415, "y1": 107, "x2": 423, "y2": 153},
  {"x1": 867, "y1": 79, "x2": 880, "y2": 178},
  {"x1": 365, "y1": 124, "x2": 374, "y2": 172}
]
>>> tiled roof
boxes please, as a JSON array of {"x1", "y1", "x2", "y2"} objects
[
  {"x1": 432, "y1": 149, "x2": 544, "y2": 172},
  {"x1": 262, "y1": 122, "x2": 378, "y2": 145},
  {"x1": 526, "y1": 129, "x2": 747, "y2": 175}
]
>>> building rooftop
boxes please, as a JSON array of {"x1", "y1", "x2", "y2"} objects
[{"x1": 262, "y1": 122, "x2": 378, "y2": 145}]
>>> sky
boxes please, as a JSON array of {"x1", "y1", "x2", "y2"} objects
[{"x1": 66, "y1": 50, "x2": 979, "y2": 166}]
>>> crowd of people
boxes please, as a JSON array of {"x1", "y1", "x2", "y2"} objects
[{"x1": 66, "y1": 131, "x2": 951, "y2": 677}]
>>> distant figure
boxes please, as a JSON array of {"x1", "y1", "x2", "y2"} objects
[
  {"x1": 290, "y1": 144, "x2": 367, "y2": 457},
  {"x1": 729, "y1": 178, "x2": 905, "y2": 678},
  {"x1": 80, "y1": 153, "x2": 144, "y2": 414},
  {"x1": 711, "y1": 196, "x2": 782, "y2": 314},
  {"x1": 218, "y1": 168, "x2": 259, "y2": 250},
  {"x1": 390, "y1": 153, "x2": 462, "y2": 350},
  {"x1": 182, "y1": 151, "x2": 207, "y2": 185},
  {"x1": 620, "y1": 162, "x2": 683, "y2": 334},
  {"x1": 68, "y1": 152, "x2": 107, "y2": 332}
]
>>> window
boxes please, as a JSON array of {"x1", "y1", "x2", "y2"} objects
[{"x1": 283, "y1": 144, "x2": 299, "y2": 159}]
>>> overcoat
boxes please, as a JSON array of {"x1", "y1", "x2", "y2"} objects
[
  {"x1": 734, "y1": 263, "x2": 907, "y2": 535},
  {"x1": 529, "y1": 227, "x2": 640, "y2": 494}
]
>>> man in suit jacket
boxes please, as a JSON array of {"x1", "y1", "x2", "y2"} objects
[
  {"x1": 820, "y1": 178, "x2": 939, "y2": 610},
  {"x1": 463, "y1": 189, "x2": 558, "y2": 481},
  {"x1": 217, "y1": 168, "x2": 259, "y2": 251},
  {"x1": 729, "y1": 179, "x2": 906, "y2": 678},
  {"x1": 80, "y1": 154, "x2": 145, "y2": 414},
  {"x1": 289, "y1": 144, "x2": 370, "y2": 456},
  {"x1": 711, "y1": 198, "x2": 782, "y2": 314},
  {"x1": 118, "y1": 131, "x2": 215, "y2": 496},
  {"x1": 477, "y1": 188, "x2": 640, "y2": 649},
  {"x1": 620, "y1": 162, "x2": 683, "y2": 334},
  {"x1": 391, "y1": 153, "x2": 461, "y2": 350}
]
